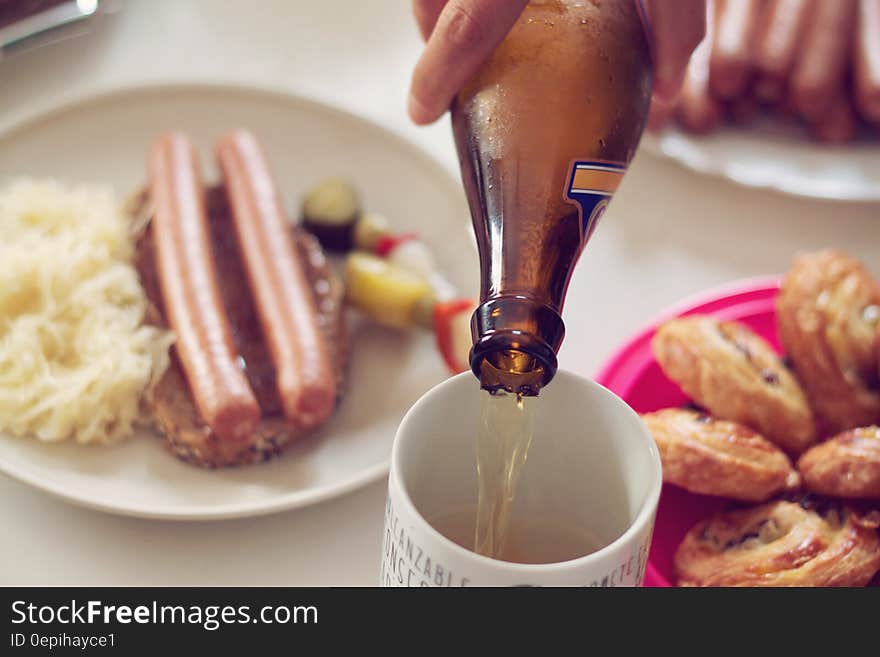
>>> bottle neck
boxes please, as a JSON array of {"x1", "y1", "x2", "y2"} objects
[{"x1": 469, "y1": 296, "x2": 565, "y2": 396}]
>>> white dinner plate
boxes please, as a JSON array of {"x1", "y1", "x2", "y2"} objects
[
  {"x1": 0, "y1": 83, "x2": 477, "y2": 520},
  {"x1": 644, "y1": 120, "x2": 880, "y2": 202}
]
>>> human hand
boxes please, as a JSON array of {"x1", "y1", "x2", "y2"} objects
[{"x1": 408, "y1": 0, "x2": 706, "y2": 125}]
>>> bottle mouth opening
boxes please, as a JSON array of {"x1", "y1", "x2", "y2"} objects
[
  {"x1": 468, "y1": 297, "x2": 564, "y2": 395},
  {"x1": 470, "y1": 336, "x2": 557, "y2": 396}
]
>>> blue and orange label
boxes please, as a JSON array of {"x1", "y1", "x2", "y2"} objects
[{"x1": 565, "y1": 160, "x2": 626, "y2": 242}]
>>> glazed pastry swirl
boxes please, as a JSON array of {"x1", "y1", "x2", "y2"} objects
[
  {"x1": 642, "y1": 408, "x2": 800, "y2": 502},
  {"x1": 652, "y1": 316, "x2": 816, "y2": 455},
  {"x1": 777, "y1": 250, "x2": 880, "y2": 434},
  {"x1": 675, "y1": 500, "x2": 880, "y2": 587},
  {"x1": 798, "y1": 426, "x2": 880, "y2": 499}
]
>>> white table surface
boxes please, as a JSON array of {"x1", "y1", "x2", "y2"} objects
[{"x1": 1, "y1": 0, "x2": 878, "y2": 586}]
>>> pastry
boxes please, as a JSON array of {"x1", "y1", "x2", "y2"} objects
[
  {"x1": 675, "y1": 499, "x2": 880, "y2": 586},
  {"x1": 652, "y1": 315, "x2": 816, "y2": 454},
  {"x1": 797, "y1": 426, "x2": 880, "y2": 499},
  {"x1": 777, "y1": 250, "x2": 880, "y2": 434},
  {"x1": 642, "y1": 408, "x2": 800, "y2": 502}
]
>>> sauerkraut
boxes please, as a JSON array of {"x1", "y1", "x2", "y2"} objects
[{"x1": 0, "y1": 179, "x2": 173, "y2": 444}]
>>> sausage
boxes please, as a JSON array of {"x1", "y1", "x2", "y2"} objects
[
  {"x1": 854, "y1": 0, "x2": 880, "y2": 123},
  {"x1": 752, "y1": 0, "x2": 813, "y2": 103},
  {"x1": 149, "y1": 133, "x2": 261, "y2": 443},
  {"x1": 710, "y1": 0, "x2": 764, "y2": 99},
  {"x1": 216, "y1": 130, "x2": 337, "y2": 429},
  {"x1": 726, "y1": 91, "x2": 760, "y2": 124},
  {"x1": 790, "y1": 0, "x2": 858, "y2": 120},
  {"x1": 647, "y1": 96, "x2": 676, "y2": 133},
  {"x1": 677, "y1": 0, "x2": 723, "y2": 133},
  {"x1": 808, "y1": 94, "x2": 858, "y2": 143},
  {"x1": 774, "y1": 87, "x2": 801, "y2": 118}
]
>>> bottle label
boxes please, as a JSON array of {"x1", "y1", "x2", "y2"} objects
[{"x1": 566, "y1": 160, "x2": 626, "y2": 243}]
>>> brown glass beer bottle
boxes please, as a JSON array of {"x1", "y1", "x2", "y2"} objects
[{"x1": 452, "y1": 0, "x2": 653, "y2": 395}]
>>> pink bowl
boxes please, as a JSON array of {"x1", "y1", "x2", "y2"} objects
[{"x1": 595, "y1": 276, "x2": 782, "y2": 587}]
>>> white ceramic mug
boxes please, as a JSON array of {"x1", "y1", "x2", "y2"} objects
[{"x1": 380, "y1": 370, "x2": 662, "y2": 587}]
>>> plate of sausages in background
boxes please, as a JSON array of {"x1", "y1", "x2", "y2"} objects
[
  {"x1": 0, "y1": 83, "x2": 477, "y2": 519},
  {"x1": 645, "y1": 0, "x2": 880, "y2": 202}
]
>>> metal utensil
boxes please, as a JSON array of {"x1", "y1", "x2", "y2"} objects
[{"x1": 0, "y1": 0, "x2": 104, "y2": 59}]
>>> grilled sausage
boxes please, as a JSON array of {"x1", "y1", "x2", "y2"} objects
[
  {"x1": 854, "y1": 0, "x2": 880, "y2": 123},
  {"x1": 726, "y1": 91, "x2": 760, "y2": 124},
  {"x1": 790, "y1": 0, "x2": 858, "y2": 120},
  {"x1": 753, "y1": 0, "x2": 813, "y2": 103},
  {"x1": 710, "y1": 0, "x2": 763, "y2": 99},
  {"x1": 216, "y1": 130, "x2": 337, "y2": 430},
  {"x1": 647, "y1": 96, "x2": 676, "y2": 132},
  {"x1": 149, "y1": 133, "x2": 261, "y2": 443},
  {"x1": 678, "y1": 0, "x2": 723, "y2": 133},
  {"x1": 808, "y1": 94, "x2": 858, "y2": 142}
]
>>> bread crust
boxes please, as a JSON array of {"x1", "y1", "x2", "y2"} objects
[
  {"x1": 652, "y1": 316, "x2": 816, "y2": 455},
  {"x1": 642, "y1": 408, "x2": 800, "y2": 502},
  {"x1": 675, "y1": 500, "x2": 880, "y2": 586}
]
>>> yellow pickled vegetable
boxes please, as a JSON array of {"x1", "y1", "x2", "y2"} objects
[{"x1": 344, "y1": 252, "x2": 434, "y2": 329}]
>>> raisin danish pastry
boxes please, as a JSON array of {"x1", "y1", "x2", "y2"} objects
[
  {"x1": 652, "y1": 316, "x2": 816, "y2": 455},
  {"x1": 797, "y1": 426, "x2": 880, "y2": 500},
  {"x1": 675, "y1": 499, "x2": 880, "y2": 587},
  {"x1": 642, "y1": 408, "x2": 800, "y2": 502},
  {"x1": 777, "y1": 250, "x2": 880, "y2": 435}
]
